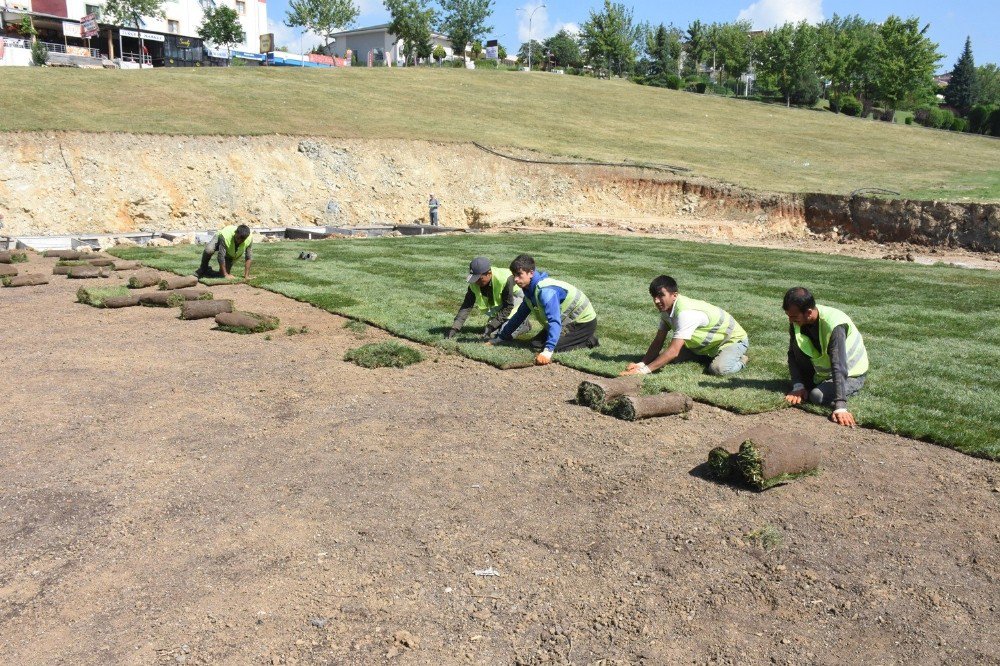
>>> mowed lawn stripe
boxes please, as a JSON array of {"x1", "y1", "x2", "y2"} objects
[{"x1": 113, "y1": 234, "x2": 1000, "y2": 459}]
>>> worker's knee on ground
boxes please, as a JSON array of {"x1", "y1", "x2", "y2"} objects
[{"x1": 809, "y1": 387, "x2": 826, "y2": 405}]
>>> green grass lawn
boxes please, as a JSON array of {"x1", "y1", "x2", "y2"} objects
[
  {"x1": 2, "y1": 68, "x2": 998, "y2": 201},
  {"x1": 112, "y1": 233, "x2": 1000, "y2": 460}
]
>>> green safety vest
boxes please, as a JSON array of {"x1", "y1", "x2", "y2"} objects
[
  {"x1": 668, "y1": 294, "x2": 748, "y2": 357},
  {"x1": 218, "y1": 225, "x2": 252, "y2": 260},
  {"x1": 793, "y1": 304, "x2": 869, "y2": 382},
  {"x1": 469, "y1": 267, "x2": 522, "y2": 320},
  {"x1": 530, "y1": 277, "x2": 596, "y2": 326}
]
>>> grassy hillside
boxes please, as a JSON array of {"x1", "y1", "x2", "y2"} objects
[
  {"x1": 113, "y1": 233, "x2": 1000, "y2": 460},
  {"x1": 3, "y1": 67, "x2": 998, "y2": 201}
]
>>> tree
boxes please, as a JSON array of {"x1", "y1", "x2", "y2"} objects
[
  {"x1": 756, "y1": 22, "x2": 820, "y2": 107},
  {"x1": 580, "y1": 0, "x2": 638, "y2": 77},
  {"x1": 642, "y1": 23, "x2": 682, "y2": 77},
  {"x1": 18, "y1": 15, "x2": 37, "y2": 41},
  {"x1": 438, "y1": 0, "x2": 493, "y2": 61},
  {"x1": 976, "y1": 64, "x2": 1000, "y2": 107},
  {"x1": 103, "y1": 0, "x2": 165, "y2": 62},
  {"x1": 384, "y1": 0, "x2": 436, "y2": 66},
  {"x1": 517, "y1": 39, "x2": 544, "y2": 67},
  {"x1": 545, "y1": 29, "x2": 582, "y2": 69},
  {"x1": 683, "y1": 19, "x2": 708, "y2": 76},
  {"x1": 285, "y1": 0, "x2": 359, "y2": 54},
  {"x1": 714, "y1": 21, "x2": 752, "y2": 88},
  {"x1": 944, "y1": 37, "x2": 977, "y2": 115},
  {"x1": 198, "y1": 5, "x2": 246, "y2": 62},
  {"x1": 872, "y1": 16, "x2": 941, "y2": 119},
  {"x1": 497, "y1": 44, "x2": 507, "y2": 61},
  {"x1": 816, "y1": 14, "x2": 876, "y2": 112},
  {"x1": 470, "y1": 39, "x2": 482, "y2": 59},
  {"x1": 432, "y1": 44, "x2": 446, "y2": 63}
]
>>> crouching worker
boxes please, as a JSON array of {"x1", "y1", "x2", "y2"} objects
[
  {"x1": 782, "y1": 286, "x2": 869, "y2": 427},
  {"x1": 197, "y1": 224, "x2": 253, "y2": 280},
  {"x1": 621, "y1": 275, "x2": 749, "y2": 377},
  {"x1": 444, "y1": 256, "x2": 534, "y2": 340},
  {"x1": 491, "y1": 254, "x2": 599, "y2": 365}
]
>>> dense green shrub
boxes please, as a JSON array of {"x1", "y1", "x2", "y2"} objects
[
  {"x1": 968, "y1": 104, "x2": 996, "y2": 134},
  {"x1": 30, "y1": 40, "x2": 47, "y2": 66},
  {"x1": 665, "y1": 74, "x2": 682, "y2": 90},
  {"x1": 950, "y1": 117, "x2": 967, "y2": 132},
  {"x1": 904, "y1": 116, "x2": 913, "y2": 125},
  {"x1": 839, "y1": 96, "x2": 862, "y2": 117},
  {"x1": 988, "y1": 108, "x2": 1000, "y2": 137}
]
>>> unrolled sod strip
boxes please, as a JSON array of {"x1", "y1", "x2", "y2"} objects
[
  {"x1": 128, "y1": 271, "x2": 161, "y2": 288},
  {"x1": 0, "y1": 251, "x2": 29, "y2": 264},
  {"x1": 607, "y1": 392, "x2": 693, "y2": 421},
  {"x1": 2, "y1": 274, "x2": 49, "y2": 287},
  {"x1": 215, "y1": 311, "x2": 280, "y2": 334},
  {"x1": 732, "y1": 425, "x2": 821, "y2": 491},
  {"x1": 180, "y1": 299, "x2": 233, "y2": 320},
  {"x1": 42, "y1": 250, "x2": 83, "y2": 259},
  {"x1": 67, "y1": 266, "x2": 110, "y2": 279},
  {"x1": 112, "y1": 261, "x2": 141, "y2": 271},
  {"x1": 577, "y1": 376, "x2": 644, "y2": 408},
  {"x1": 0, "y1": 265, "x2": 17, "y2": 278},
  {"x1": 159, "y1": 275, "x2": 199, "y2": 290}
]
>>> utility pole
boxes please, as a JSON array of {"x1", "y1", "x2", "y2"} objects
[{"x1": 516, "y1": 4, "x2": 545, "y2": 71}]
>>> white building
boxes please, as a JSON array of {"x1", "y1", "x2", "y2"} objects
[
  {"x1": 1, "y1": 0, "x2": 267, "y2": 66},
  {"x1": 326, "y1": 23, "x2": 454, "y2": 66}
]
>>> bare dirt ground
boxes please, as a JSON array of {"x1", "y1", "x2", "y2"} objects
[{"x1": 2, "y1": 253, "x2": 999, "y2": 665}]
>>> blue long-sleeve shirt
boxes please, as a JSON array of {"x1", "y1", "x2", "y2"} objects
[{"x1": 497, "y1": 271, "x2": 567, "y2": 351}]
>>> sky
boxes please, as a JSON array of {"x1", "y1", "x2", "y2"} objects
[{"x1": 265, "y1": 0, "x2": 999, "y2": 71}]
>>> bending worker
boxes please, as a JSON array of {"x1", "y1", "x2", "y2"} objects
[
  {"x1": 782, "y1": 286, "x2": 869, "y2": 427},
  {"x1": 444, "y1": 256, "x2": 533, "y2": 340},
  {"x1": 621, "y1": 275, "x2": 749, "y2": 377},
  {"x1": 197, "y1": 224, "x2": 253, "y2": 280},
  {"x1": 492, "y1": 254, "x2": 599, "y2": 365}
]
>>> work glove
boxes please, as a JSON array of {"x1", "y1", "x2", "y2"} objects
[{"x1": 535, "y1": 350, "x2": 553, "y2": 366}]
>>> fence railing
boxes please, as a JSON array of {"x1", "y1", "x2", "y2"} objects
[{"x1": 40, "y1": 41, "x2": 102, "y2": 58}]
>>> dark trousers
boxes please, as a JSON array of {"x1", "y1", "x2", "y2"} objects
[
  {"x1": 198, "y1": 251, "x2": 233, "y2": 276},
  {"x1": 530, "y1": 318, "x2": 599, "y2": 352}
]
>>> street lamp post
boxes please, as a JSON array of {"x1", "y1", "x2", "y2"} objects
[{"x1": 517, "y1": 4, "x2": 545, "y2": 71}]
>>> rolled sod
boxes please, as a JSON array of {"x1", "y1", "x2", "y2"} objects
[
  {"x1": 112, "y1": 260, "x2": 141, "y2": 271},
  {"x1": 577, "y1": 376, "x2": 644, "y2": 408},
  {"x1": 53, "y1": 260, "x2": 89, "y2": 275},
  {"x1": 42, "y1": 249, "x2": 83, "y2": 259},
  {"x1": 0, "y1": 251, "x2": 29, "y2": 264},
  {"x1": 3, "y1": 274, "x2": 49, "y2": 287},
  {"x1": 607, "y1": 392, "x2": 693, "y2": 421},
  {"x1": 77, "y1": 285, "x2": 130, "y2": 307},
  {"x1": 140, "y1": 289, "x2": 211, "y2": 307},
  {"x1": 128, "y1": 271, "x2": 161, "y2": 288},
  {"x1": 0, "y1": 265, "x2": 17, "y2": 278},
  {"x1": 103, "y1": 294, "x2": 142, "y2": 308},
  {"x1": 158, "y1": 275, "x2": 198, "y2": 290},
  {"x1": 215, "y1": 311, "x2": 280, "y2": 334},
  {"x1": 87, "y1": 258, "x2": 115, "y2": 267},
  {"x1": 67, "y1": 266, "x2": 110, "y2": 279},
  {"x1": 180, "y1": 299, "x2": 233, "y2": 320},
  {"x1": 729, "y1": 425, "x2": 821, "y2": 491}
]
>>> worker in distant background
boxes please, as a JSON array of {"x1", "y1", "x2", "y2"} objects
[
  {"x1": 428, "y1": 194, "x2": 440, "y2": 226},
  {"x1": 445, "y1": 256, "x2": 533, "y2": 340},
  {"x1": 621, "y1": 275, "x2": 749, "y2": 377},
  {"x1": 782, "y1": 286, "x2": 869, "y2": 427},
  {"x1": 491, "y1": 254, "x2": 599, "y2": 365},
  {"x1": 197, "y1": 223, "x2": 253, "y2": 280}
]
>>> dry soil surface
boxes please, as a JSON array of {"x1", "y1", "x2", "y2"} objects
[{"x1": 2, "y1": 254, "x2": 999, "y2": 665}]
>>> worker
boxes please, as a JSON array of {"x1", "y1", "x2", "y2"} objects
[
  {"x1": 428, "y1": 194, "x2": 440, "y2": 226},
  {"x1": 621, "y1": 275, "x2": 749, "y2": 377},
  {"x1": 197, "y1": 224, "x2": 253, "y2": 280},
  {"x1": 492, "y1": 254, "x2": 599, "y2": 365},
  {"x1": 444, "y1": 256, "x2": 533, "y2": 340},
  {"x1": 782, "y1": 286, "x2": 869, "y2": 427}
]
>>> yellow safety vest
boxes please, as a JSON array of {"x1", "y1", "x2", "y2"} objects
[
  {"x1": 469, "y1": 267, "x2": 521, "y2": 319},
  {"x1": 793, "y1": 304, "x2": 869, "y2": 382},
  {"x1": 530, "y1": 278, "x2": 597, "y2": 326},
  {"x1": 668, "y1": 294, "x2": 748, "y2": 357},
  {"x1": 218, "y1": 225, "x2": 252, "y2": 260}
]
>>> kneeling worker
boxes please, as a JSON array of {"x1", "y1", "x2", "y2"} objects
[
  {"x1": 621, "y1": 275, "x2": 749, "y2": 377},
  {"x1": 782, "y1": 286, "x2": 869, "y2": 427},
  {"x1": 492, "y1": 254, "x2": 599, "y2": 365},
  {"x1": 198, "y1": 224, "x2": 253, "y2": 280},
  {"x1": 444, "y1": 256, "x2": 533, "y2": 340}
]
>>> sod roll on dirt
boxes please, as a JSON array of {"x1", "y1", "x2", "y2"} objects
[
  {"x1": 87, "y1": 258, "x2": 115, "y2": 267},
  {"x1": 607, "y1": 392, "x2": 693, "y2": 421},
  {"x1": 3, "y1": 274, "x2": 48, "y2": 287},
  {"x1": 140, "y1": 289, "x2": 211, "y2": 307},
  {"x1": 67, "y1": 266, "x2": 110, "y2": 279},
  {"x1": 52, "y1": 260, "x2": 90, "y2": 275},
  {"x1": 0, "y1": 265, "x2": 17, "y2": 278},
  {"x1": 42, "y1": 249, "x2": 83, "y2": 260},
  {"x1": 103, "y1": 294, "x2": 142, "y2": 308},
  {"x1": 76, "y1": 285, "x2": 132, "y2": 307},
  {"x1": 112, "y1": 260, "x2": 141, "y2": 271},
  {"x1": 128, "y1": 271, "x2": 161, "y2": 288},
  {"x1": 343, "y1": 341, "x2": 424, "y2": 368},
  {"x1": 215, "y1": 311, "x2": 280, "y2": 334},
  {"x1": 577, "y1": 376, "x2": 644, "y2": 408},
  {"x1": 0, "y1": 251, "x2": 29, "y2": 263},
  {"x1": 181, "y1": 299, "x2": 233, "y2": 320},
  {"x1": 159, "y1": 275, "x2": 198, "y2": 290},
  {"x1": 708, "y1": 425, "x2": 821, "y2": 490}
]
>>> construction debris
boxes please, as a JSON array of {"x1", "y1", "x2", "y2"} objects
[
  {"x1": 3, "y1": 274, "x2": 49, "y2": 287},
  {"x1": 159, "y1": 275, "x2": 199, "y2": 290},
  {"x1": 577, "y1": 376, "x2": 643, "y2": 408},
  {"x1": 215, "y1": 311, "x2": 280, "y2": 334},
  {"x1": 181, "y1": 299, "x2": 233, "y2": 320},
  {"x1": 706, "y1": 425, "x2": 821, "y2": 490},
  {"x1": 606, "y1": 392, "x2": 692, "y2": 421}
]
